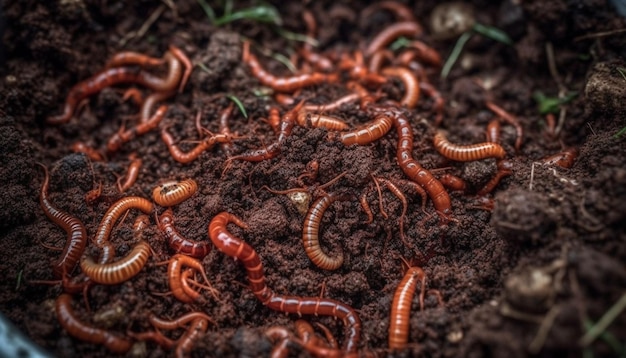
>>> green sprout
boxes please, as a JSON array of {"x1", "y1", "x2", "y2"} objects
[
  {"x1": 441, "y1": 23, "x2": 513, "y2": 78},
  {"x1": 226, "y1": 95, "x2": 248, "y2": 119},
  {"x1": 196, "y1": 0, "x2": 282, "y2": 27},
  {"x1": 532, "y1": 91, "x2": 578, "y2": 115},
  {"x1": 15, "y1": 269, "x2": 23, "y2": 291},
  {"x1": 389, "y1": 36, "x2": 412, "y2": 51},
  {"x1": 270, "y1": 52, "x2": 297, "y2": 73}
]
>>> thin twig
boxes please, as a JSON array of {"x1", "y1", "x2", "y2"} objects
[
  {"x1": 118, "y1": 5, "x2": 166, "y2": 47},
  {"x1": 529, "y1": 162, "x2": 537, "y2": 191},
  {"x1": 529, "y1": 305, "x2": 561, "y2": 353},
  {"x1": 574, "y1": 28, "x2": 626, "y2": 42}
]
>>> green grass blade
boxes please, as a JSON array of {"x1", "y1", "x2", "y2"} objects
[
  {"x1": 441, "y1": 32, "x2": 473, "y2": 79},
  {"x1": 196, "y1": 0, "x2": 216, "y2": 23},
  {"x1": 472, "y1": 23, "x2": 513, "y2": 45},
  {"x1": 226, "y1": 95, "x2": 248, "y2": 119},
  {"x1": 214, "y1": 4, "x2": 282, "y2": 26}
]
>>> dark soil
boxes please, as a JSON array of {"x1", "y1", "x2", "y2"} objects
[{"x1": 1, "y1": 1, "x2": 625, "y2": 357}]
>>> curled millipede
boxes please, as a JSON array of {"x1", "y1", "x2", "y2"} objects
[
  {"x1": 80, "y1": 240, "x2": 152, "y2": 285},
  {"x1": 302, "y1": 193, "x2": 349, "y2": 271},
  {"x1": 93, "y1": 196, "x2": 154, "y2": 264},
  {"x1": 433, "y1": 131, "x2": 506, "y2": 161},
  {"x1": 152, "y1": 179, "x2": 198, "y2": 207}
]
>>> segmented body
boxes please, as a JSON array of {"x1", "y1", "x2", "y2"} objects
[{"x1": 208, "y1": 212, "x2": 361, "y2": 353}]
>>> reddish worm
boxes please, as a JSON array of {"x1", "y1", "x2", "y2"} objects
[
  {"x1": 152, "y1": 178, "x2": 198, "y2": 207},
  {"x1": 392, "y1": 110, "x2": 452, "y2": 218},
  {"x1": 158, "y1": 208, "x2": 210, "y2": 259},
  {"x1": 365, "y1": 21, "x2": 423, "y2": 57},
  {"x1": 208, "y1": 212, "x2": 362, "y2": 353},
  {"x1": 55, "y1": 293, "x2": 133, "y2": 354},
  {"x1": 116, "y1": 155, "x2": 142, "y2": 193},
  {"x1": 106, "y1": 105, "x2": 167, "y2": 153},
  {"x1": 38, "y1": 163, "x2": 88, "y2": 278},
  {"x1": 160, "y1": 126, "x2": 232, "y2": 164},
  {"x1": 47, "y1": 66, "x2": 143, "y2": 124},
  {"x1": 225, "y1": 101, "x2": 303, "y2": 163},
  {"x1": 242, "y1": 41, "x2": 338, "y2": 92},
  {"x1": 388, "y1": 267, "x2": 426, "y2": 350},
  {"x1": 381, "y1": 67, "x2": 420, "y2": 109}
]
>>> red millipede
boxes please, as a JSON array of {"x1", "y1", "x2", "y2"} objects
[
  {"x1": 433, "y1": 131, "x2": 506, "y2": 162},
  {"x1": 302, "y1": 193, "x2": 350, "y2": 271},
  {"x1": 364, "y1": 21, "x2": 423, "y2": 57},
  {"x1": 330, "y1": 113, "x2": 394, "y2": 146},
  {"x1": 392, "y1": 111, "x2": 452, "y2": 218},
  {"x1": 38, "y1": 163, "x2": 88, "y2": 278},
  {"x1": 242, "y1": 41, "x2": 338, "y2": 92},
  {"x1": 80, "y1": 240, "x2": 152, "y2": 285},
  {"x1": 208, "y1": 212, "x2": 362, "y2": 353},
  {"x1": 160, "y1": 126, "x2": 232, "y2": 164},
  {"x1": 47, "y1": 66, "x2": 144, "y2": 124},
  {"x1": 388, "y1": 266, "x2": 426, "y2": 350},
  {"x1": 381, "y1": 67, "x2": 420, "y2": 109},
  {"x1": 157, "y1": 208, "x2": 210, "y2": 259},
  {"x1": 93, "y1": 196, "x2": 154, "y2": 264},
  {"x1": 55, "y1": 293, "x2": 133, "y2": 354},
  {"x1": 152, "y1": 178, "x2": 198, "y2": 207},
  {"x1": 116, "y1": 155, "x2": 142, "y2": 193}
]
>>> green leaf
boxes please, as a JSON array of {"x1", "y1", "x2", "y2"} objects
[
  {"x1": 533, "y1": 91, "x2": 578, "y2": 114},
  {"x1": 441, "y1": 32, "x2": 473, "y2": 78},
  {"x1": 214, "y1": 4, "x2": 282, "y2": 26},
  {"x1": 226, "y1": 95, "x2": 248, "y2": 119},
  {"x1": 472, "y1": 23, "x2": 513, "y2": 45}
]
